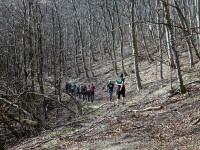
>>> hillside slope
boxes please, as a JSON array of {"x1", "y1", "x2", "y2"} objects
[{"x1": 8, "y1": 53, "x2": 200, "y2": 150}]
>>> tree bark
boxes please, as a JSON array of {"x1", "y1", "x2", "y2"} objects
[
  {"x1": 131, "y1": 0, "x2": 142, "y2": 90},
  {"x1": 115, "y1": 1, "x2": 126, "y2": 75},
  {"x1": 163, "y1": 0, "x2": 186, "y2": 94}
]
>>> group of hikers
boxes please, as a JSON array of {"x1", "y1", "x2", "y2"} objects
[
  {"x1": 65, "y1": 73, "x2": 126, "y2": 105},
  {"x1": 65, "y1": 82, "x2": 95, "y2": 102},
  {"x1": 107, "y1": 73, "x2": 126, "y2": 105}
]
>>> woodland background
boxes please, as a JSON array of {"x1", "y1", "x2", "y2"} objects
[{"x1": 1, "y1": 0, "x2": 200, "y2": 149}]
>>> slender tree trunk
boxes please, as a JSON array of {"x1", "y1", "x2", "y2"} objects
[
  {"x1": 173, "y1": 0, "x2": 194, "y2": 68},
  {"x1": 165, "y1": 25, "x2": 175, "y2": 69},
  {"x1": 37, "y1": 5, "x2": 44, "y2": 95},
  {"x1": 101, "y1": 5, "x2": 113, "y2": 60},
  {"x1": 22, "y1": 0, "x2": 28, "y2": 91},
  {"x1": 54, "y1": 1, "x2": 63, "y2": 102},
  {"x1": 131, "y1": 0, "x2": 142, "y2": 90},
  {"x1": 163, "y1": 0, "x2": 186, "y2": 94},
  {"x1": 73, "y1": 20, "x2": 80, "y2": 75},
  {"x1": 140, "y1": 25, "x2": 153, "y2": 63},
  {"x1": 157, "y1": 0, "x2": 163, "y2": 80},
  {"x1": 28, "y1": 1, "x2": 35, "y2": 92},
  {"x1": 87, "y1": 0, "x2": 96, "y2": 62},
  {"x1": 52, "y1": 8, "x2": 57, "y2": 95},
  {"x1": 195, "y1": 0, "x2": 200, "y2": 51},
  {"x1": 72, "y1": 0, "x2": 89, "y2": 79},
  {"x1": 78, "y1": 21, "x2": 89, "y2": 79},
  {"x1": 115, "y1": 1, "x2": 126, "y2": 74},
  {"x1": 106, "y1": 0, "x2": 118, "y2": 75},
  {"x1": 198, "y1": 0, "x2": 200, "y2": 51}
]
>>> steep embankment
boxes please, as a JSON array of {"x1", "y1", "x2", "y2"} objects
[{"x1": 9, "y1": 53, "x2": 200, "y2": 150}]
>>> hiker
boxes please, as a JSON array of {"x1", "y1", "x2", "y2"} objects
[
  {"x1": 116, "y1": 73, "x2": 125, "y2": 105},
  {"x1": 119, "y1": 73, "x2": 126, "y2": 103},
  {"x1": 71, "y1": 82, "x2": 74, "y2": 95},
  {"x1": 82, "y1": 83, "x2": 87, "y2": 100},
  {"x1": 78, "y1": 84, "x2": 82, "y2": 99},
  {"x1": 107, "y1": 80, "x2": 114, "y2": 101},
  {"x1": 86, "y1": 84, "x2": 91, "y2": 101},
  {"x1": 68, "y1": 82, "x2": 72, "y2": 94},
  {"x1": 71, "y1": 82, "x2": 76, "y2": 96},
  {"x1": 65, "y1": 81, "x2": 69, "y2": 93},
  {"x1": 76, "y1": 83, "x2": 80, "y2": 98},
  {"x1": 74, "y1": 83, "x2": 77, "y2": 95},
  {"x1": 90, "y1": 83, "x2": 95, "y2": 103}
]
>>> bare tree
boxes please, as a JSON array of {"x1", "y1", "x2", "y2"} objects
[
  {"x1": 131, "y1": 0, "x2": 142, "y2": 90},
  {"x1": 163, "y1": 0, "x2": 186, "y2": 94}
]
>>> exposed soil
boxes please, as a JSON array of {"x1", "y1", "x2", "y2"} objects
[{"x1": 7, "y1": 53, "x2": 200, "y2": 150}]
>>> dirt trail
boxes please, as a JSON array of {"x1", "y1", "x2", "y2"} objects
[{"x1": 8, "y1": 56, "x2": 200, "y2": 150}]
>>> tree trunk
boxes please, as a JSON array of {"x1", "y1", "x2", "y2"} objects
[
  {"x1": 37, "y1": 5, "x2": 44, "y2": 95},
  {"x1": 173, "y1": 0, "x2": 194, "y2": 68},
  {"x1": 157, "y1": 0, "x2": 163, "y2": 80},
  {"x1": 115, "y1": 1, "x2": 126, "y2": 75},
  {"x1": 22, "y1": 0, "x2": 28, "y2": 91},
  {"x1": 52, "y1": 8, "x2": 57, "y2": 95},
  {"x1": 131, "y1": 0, "x2": 142, "y2": 90},
  {"x1": 28, "y1": 1, "x2": 35, "y2": 92},
  {"x1": 163, "y1": 0, "x2": 186, "y2": 94},
  {"x1": 140, "y1": 25, "x2": 153, "y2": 63},
  {"x1": 106, "y1": 0, "x2": 118, "y2": 75},
  {"x1": 72, "y1": 0, "x2": 89, "y2": 79}
]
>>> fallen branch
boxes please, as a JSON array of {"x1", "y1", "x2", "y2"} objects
[
  {"x1": 0, "y1": 97, "x2": 32, "y2": 117},
  {"x1": 185, "y1": 80, "x2": 200, "y2": 86},
  {"x1": 27, "y1": 92, "x2": 77, "y2": 115},
  {"x1": 191, "y1": 116, "x2": 200, "y2": 125},
  {"x1": 128, "y1": 105, "x2": 163, "y2": 113},
  {"x1": 63, "y1": 92, "x2": 82, "y2": 115},
  {"x1": 0, "y1": 97, "x2": 43, "y2": 128}
]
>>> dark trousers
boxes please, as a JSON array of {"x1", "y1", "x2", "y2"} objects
[
  {"x1": 87, "y1": 91, "x2": 91, "y2": 101},
  {"x1": 82, "y1": 92, "x2": 86, "y2": 100},
  {"x1": 108, "y1": 90, "x2": 113, "y2": 101},
  {"x1": 90, "y1": 92, "x2": 94, "y2": 103}
]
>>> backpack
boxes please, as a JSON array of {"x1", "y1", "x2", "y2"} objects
[
  {"x1": 90, "y1": 84, "x2": 95, "y2": 92},
  {"x1": 116, "y1": 78, "x2": 123, "y2": 92},
  {"x1": 86, "y1": 85, "x2": 90, "y2": 92},
  {"x1": 82, "y1": 85, "x2": 86, "y2": 92},
  {"x1": 122, "y1": 78, "x2": 125, "y2": 88},
  {"x1": 116, "y1": 78, "x2": 123, "y2": 85},
  {"x1": 65, "y1": 82, "x2": 68, "y2": 89},
  {"x1": 77, "y1": 85, "x2": 79, "y2": 92},
  {"x1": 108, "y1": 83, "x2": 114, "y2": 91},
  {"x1": 79, "y1": 85, "x2": 82, "y2": 92},
  {"x1": 71, "y1": 83, "x2": 75, "y2": 90}
]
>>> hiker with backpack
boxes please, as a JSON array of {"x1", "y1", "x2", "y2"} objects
[
  {"x1": 68, "y1": 81, "x2": 72, "y2": 94},
  {"x1": 107, "y1": 80, "x2": 114, "y2": 102},
  {"x1": 76, "y1": 83, "x2": 80, "y2": 98},
  {"x1": 71, "y1": 82, "x2": 76, "y2": 95},
  {"x1": 78, "y1": 84, "x2": 82, "y2": 99},
  {"x1": 116, "y1": 73, "x2": 125, "y2": 105},
  {"x1": 90, "y1": 83, "x2": 95, "y2": 103},
  {"x1": 86, "y1": 84, "x2": 91, "y2": 101},
  {"x1": 82, "y1": 83, "x2": 87, "y2": 100},
  {"x1": 65, "y1": 81, "x2": 69, "y2": 93},
  {"x1": 120, "y1": 73, "x2": 126, "y2": 104}
]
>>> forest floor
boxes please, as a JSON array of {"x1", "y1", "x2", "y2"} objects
[{"x1": 8, "y1": 52, "x2": 200, "y2": 150}]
